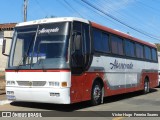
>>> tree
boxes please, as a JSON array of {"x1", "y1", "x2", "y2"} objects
[{"x1": 155, "y1": 43, "x2": 160, "y2": 52}]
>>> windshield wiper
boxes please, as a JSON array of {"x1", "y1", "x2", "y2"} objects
[
  {"x1": 15, "y1": 26, "x2": 40, "y2": 71},
  {"x1": 15, "y1": 53, "x2": 28, "y2": 71},
  {"x1": 15, "y1": 38, "x2": 35, "y2": 71}
]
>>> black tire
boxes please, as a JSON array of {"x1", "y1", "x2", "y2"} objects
[
  {"x1": 91, "y1": 81, "x2": 102, "y2": 105},
  {"x1": 143, "y1": 79, "x2": 149, "y2": 94}
]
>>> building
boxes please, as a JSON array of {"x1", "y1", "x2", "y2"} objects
[
  {"x1": 158, "y1": 52, "x2": 160, "y2": 70},
  {"x1": 0, "y1": 23, "x2": 16, "y2": 71}
]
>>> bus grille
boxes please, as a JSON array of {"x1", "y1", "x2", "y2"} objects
[{"x1": 17, "y1": 81, "x2": 46, "y2": 86}]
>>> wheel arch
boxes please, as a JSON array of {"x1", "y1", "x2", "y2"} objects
[
  {"x1": 92, "y1": 77, "x2": 104, "y2": 88},
  {"x1": 144, "y1": 76, "x2": 149, "y2": 82}
]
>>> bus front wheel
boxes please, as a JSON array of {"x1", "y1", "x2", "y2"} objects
[{"x1": 91, "y1": 81, "x2": 102, "y2": 105}]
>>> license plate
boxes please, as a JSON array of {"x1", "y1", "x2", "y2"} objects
[{"x1": 7, "y1": 95, "x2": 16, "y2": 100}]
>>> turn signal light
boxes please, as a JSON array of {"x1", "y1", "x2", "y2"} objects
[{"x1": 61, "y1": 82, "x2": 67, "y2": 87}]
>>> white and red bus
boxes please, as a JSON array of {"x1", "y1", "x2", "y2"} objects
[{"x1": 3, "y1": 17, "x2": 159, "y2": 105}]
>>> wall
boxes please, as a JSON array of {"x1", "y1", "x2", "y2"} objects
[
  {"x1": 158, "y1": 52, "x2": 160, "y2": 70},
  {"x1": 0, "y1": 31, "x2": 13, "y2": 71}
]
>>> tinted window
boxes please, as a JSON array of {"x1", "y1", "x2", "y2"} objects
[
  {"x1": 152, "y1": 48, "x2": 157, "y2": 61},
  {"x1": 93, "y1": 29, "x2": 101, "y2": 51},
  {"x1": 111, "y1": 35, "x2": 124, "y2": 55},
  {"x1": 93, "y1": 29, "x2": 110, "y2": 53},
  {"x1": 72, "y1": 22, "x2": 82, "y2": 52},
  {"x1": 73, "y1": 22, "x2": 81, "y2": 32},
  {"x1": 125, "y1": 40, "x2": 135, "y2": 57},
  {"x1": 136, "y1": 43, "x2": 144, "y2": 59},
  {"x1": 102, "y1": 33, "x2": 110, "y2": 52},
  {"x1": 82, "y1": 24, "x2": 90, "y2": 54},
  {"x1": 144, "y1": 46, "x2": 151, "y2": 60}
]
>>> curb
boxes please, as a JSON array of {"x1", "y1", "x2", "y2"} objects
[{"x1": 0, "y1": 100, "x2": 12, "y2": 105}]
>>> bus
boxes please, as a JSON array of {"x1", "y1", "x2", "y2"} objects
[{"x1": 3, "y1": 17, "x2": 159, "y2": 105}]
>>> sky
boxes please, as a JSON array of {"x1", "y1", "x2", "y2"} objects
[{"x1": 0, "y1": 0, "x2": 160, "y2": 44}]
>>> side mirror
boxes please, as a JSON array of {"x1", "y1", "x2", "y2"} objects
[
  {"x1": 2, "y1": 39, "x2": 6, "y2": 54},
  {"x1": 2, "y1": 37, "x2": 10, "y2": 56}
]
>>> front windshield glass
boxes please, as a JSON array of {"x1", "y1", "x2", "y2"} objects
[
  {"x1": 9, "y1": 22, "x2": 70, "y2": 69},
  {"x1": 12, "y1": 27, "x2": 37, "y2": 68},
  {"x1": 32, "y1": 23, "x2": 70, "y2": 69}
]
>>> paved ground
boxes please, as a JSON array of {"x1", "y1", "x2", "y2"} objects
[
  {"x1": 1, "y1": 87, "x2": 160, "y2": 120},
  {"x1": 0, "y1": 93, "x2": 6, "y2": 100}
]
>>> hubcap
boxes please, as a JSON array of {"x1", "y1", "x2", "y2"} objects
[
  {"x1": 144, "y1": 82, "x2": 148, "y2": 92},
  {"x1": 93, "y1": 85, "x2": 101, "y2": 101}
]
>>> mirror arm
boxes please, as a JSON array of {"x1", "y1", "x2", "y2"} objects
[
  {"x1": 2, "y1": 53, "x2": 9, "y2": 56},
  {"x1": 2, "y1": 38, "x2": 10, "y2": 56}
]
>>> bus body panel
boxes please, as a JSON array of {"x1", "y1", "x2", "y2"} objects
[
  {"x1": 89, "y1": 56, "x2": 158, "y2": 88},
  {"x1": 6, "y1": 87, "x2": 71, "y2": 104},
  {"x1": 90, "y1": 56, "x2": 158, "y2": 94},
  {"x1": 6, "y1": 71, "x2": 71, "y2": 104},
  {"x1": 69, "y1": 55, "x2": 158, "y2": 103},
  {"x1": 70, "y1": 72, "x2": 105, "y2": 103}
]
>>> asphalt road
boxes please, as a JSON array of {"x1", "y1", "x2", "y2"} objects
[{"x1": 1, "y1": 87, "x2": 160, "y2": 120}]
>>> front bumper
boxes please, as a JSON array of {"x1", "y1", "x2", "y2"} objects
[{"x1": 6, "y1": 87, "x2": 71, "y2": 104}]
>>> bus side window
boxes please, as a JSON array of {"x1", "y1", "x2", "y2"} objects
[
  {"x1": 136, "y1": 43, "x2": 144, "y2": 59},
  {"x1": 125, "y1": 40, "x2": 135, "y2": 57},
  {"x1": 144, "y1": 46, "x2": 151, "y2": 60},
  {"x1": 151, "y1": 48, "x2": 157, "y2": 61},
  {"x1": 111, "y1": 35, "x2": 124, "y2": 55}
]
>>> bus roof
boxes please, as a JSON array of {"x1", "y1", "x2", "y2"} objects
[
  {"x1": 91, "y1": 22, "x2": 157, "y2": 48},
  {"x1": 16, "y1": 17, "x2": 89, "y2": 27},
  {"x1": 15, "y1": 17, "x2": 156, "y2": 48}
]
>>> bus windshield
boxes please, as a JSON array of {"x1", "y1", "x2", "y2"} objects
[{"x1": 9, "y1": 22, "x2": 70, "y2": 69}]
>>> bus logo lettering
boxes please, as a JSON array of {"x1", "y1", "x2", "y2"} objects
[
  {"x1": 39, "y1": 27, "x2": 59, "y2": 34},
  {"x1": 110, "y1": 59, "x2": 133, "y2": 69}
]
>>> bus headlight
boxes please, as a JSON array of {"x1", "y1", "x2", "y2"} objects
[
  {"x1": 7, "y1": 91, "x2": 14, "y2": 95},
  {"x1": 6, "y1": 81, "x2": 15, "y2": 85},
  {"x1": 49, "y1": 81, "x2": 60, "y2": 86}
]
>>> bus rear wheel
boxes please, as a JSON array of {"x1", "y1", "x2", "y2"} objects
[
  {"x1": 91, "y1": 81, "x2": 102, "y2": 105},
  {"x1": 144, "y1": 79, "x2": 150, "y2": 94}
]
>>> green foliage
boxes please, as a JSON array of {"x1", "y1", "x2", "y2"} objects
[{"x1": 155, "y1": 44, "x2": 160, "y2": 52}]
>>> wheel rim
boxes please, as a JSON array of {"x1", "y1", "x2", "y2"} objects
[
  {"x1": 144, "y1": 81, "x2": 148, "y2": 92},
  {"x1": 93, "y1": 85, "x2": 101, "y2": 101}
]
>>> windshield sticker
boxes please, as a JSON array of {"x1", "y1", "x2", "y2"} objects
[
  {"x1": 38, "y1": 27, "x2": 59, "y2": 34},
  {"x1": 110, "y1": 59, "x2": 133, "y2": 69}
]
